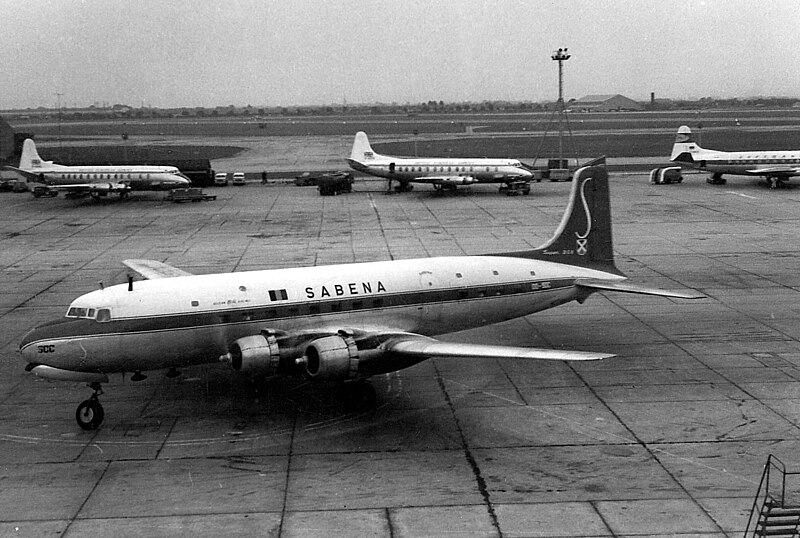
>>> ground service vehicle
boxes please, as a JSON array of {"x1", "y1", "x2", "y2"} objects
[
  {"x1": 318, "y1": 173, "x2": 354, "y2": 195},
  {"x1": 214, "y1": 172, "x2": 229, "y2": 186},
  {"x1": 649, "y1": 167, "x2": 683, "y2": 184},
  {"x1": 232, "y1": 172, "x2": 246, "y2": 186}
]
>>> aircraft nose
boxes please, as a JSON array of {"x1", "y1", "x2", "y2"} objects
[{"x1": 18, "y1": 318, "x2": 84, "y2": 364}]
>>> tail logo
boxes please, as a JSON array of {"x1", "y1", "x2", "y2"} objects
[{"x1": 575, "y1": 177, "x2": 593, "y2": 256}]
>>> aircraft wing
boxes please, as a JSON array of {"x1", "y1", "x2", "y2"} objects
[
  {"x1": 51, "y1": 183, "x2": 131, "y2": 193},
  {"x1": 575, "y1": 278, "x2": 704, "y2": 299},
  {"x1": 746, "y1": 166, "x2": 800, "y2": 176},
  {"x1": 380, "y1": 333, "x2": 613, "y2": 361},
  {"x1": 122, "y1": 259, "x2": 194, "y2": 279},
  {"x1": 410, "y1": 175, "x2": 478, "y2": 186}
]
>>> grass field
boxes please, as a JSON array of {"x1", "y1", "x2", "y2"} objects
[{"x1": 10, "y1": 109, "x2": 800, "y2": 161}]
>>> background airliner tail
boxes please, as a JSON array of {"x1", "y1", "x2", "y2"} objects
[
  {"x1": 349, "y1": 131, "x2": 379, "y2": 162},
  {"x1": 492, "y1": 166, "x2": 622, "y2": 275},
  {"x1": 19, "y1": 139, "x2": 53, "y2": 171},
  {"x1": 670, "y1": 125, "x2": 699, "y2": 162}
]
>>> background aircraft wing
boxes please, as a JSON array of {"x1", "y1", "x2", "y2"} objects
[
  {"x1": 746, "y1": 166, "x2": 800, "y2": 176},
  {"x1": 123, "y1": 259, "x2": 194, "y2": 279},
  {"x1": 409, "y1": 175, "x2": 478, "y2": 185},
  {"x1": 47, "y1": 183, "x2": 131, "y2": 193},
  {"x1": 380, "y1": 333, "x2": 613, "y2": 361}
]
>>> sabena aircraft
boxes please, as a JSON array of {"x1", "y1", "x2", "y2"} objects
[
  {"x1": 19, "y1": 167, "x2": 702, "y2": 430},
  {"x1": 6, "y1": 138, "x2": 190, "y2": 198},
  {"x1": 671, "y1": 125, "x2": 800, "y2": 188},
  {"x1": 347, "y1": 131, "x2": 534, "y2": 193}
]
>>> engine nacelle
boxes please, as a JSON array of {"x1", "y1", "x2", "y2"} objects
[
  {"x1": 300, "y1": 335, "x2": 359, "y2": 381},
  {"x1": 223, "y1": 333, "x2": 280, "y2": 375}
]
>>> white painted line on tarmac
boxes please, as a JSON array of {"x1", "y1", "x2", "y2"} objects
[{"x1": 725, "y1": 191, "x2": 757, "y2": 199}]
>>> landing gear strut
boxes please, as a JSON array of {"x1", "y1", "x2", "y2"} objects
[
  {"x1": 75, "y1": 382, "x2": 105, "y2": 430},
  {"x1": 342, "y1": 380, "x2": 377, "y2": 412}
]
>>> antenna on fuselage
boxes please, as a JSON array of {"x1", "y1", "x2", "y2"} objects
[
  {"x1": 99, "y1": 281, "x2": 104, "y2": 290},
  {"x1": 128, "y1": 274, "x2": 133, "y2": 291}
]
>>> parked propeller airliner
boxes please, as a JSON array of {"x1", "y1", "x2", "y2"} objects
[
  {"x1": 347, "y1": 131, "x2": 534, "y2": 193},
  {"x1": 19, "y1": 167, "x2": 702, "y2": 430},
  {"x1": 671, "y1": 125, "x2": 800, "y2": 188},
  {"x1": 5, "y1": 139, "x2": 191, "y2": 198}
]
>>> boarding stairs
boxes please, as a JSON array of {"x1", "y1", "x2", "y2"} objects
[{"x1": 745, "y1": 455, "x2": 800, "y2": 537}]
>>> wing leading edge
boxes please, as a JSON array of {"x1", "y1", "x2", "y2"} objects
[
  {"x1": 381, "y1": 334, "x2": 613, "y2": 361},
  {"x1": 123, "y1": 259, "x2": 194, "y2": 279}
]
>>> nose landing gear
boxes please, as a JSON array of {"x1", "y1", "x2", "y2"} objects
[{"x1": 75, "y1": 382, "x2": 105, "y2": 430}]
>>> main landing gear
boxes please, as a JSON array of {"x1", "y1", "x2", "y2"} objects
[
  {"x1": 342, "y1": 380, "x2": 377, "y2": 412},
  {"x1": 75, "y1": 382, "x2": 105, "y2": 430}
]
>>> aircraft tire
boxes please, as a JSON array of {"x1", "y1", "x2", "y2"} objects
[
  {"x1": 343, "y1": 381, "x2": 376, "y2": 412},
  {"x1": 75, "y1": 399, "x2": 104, "y2": 430}
]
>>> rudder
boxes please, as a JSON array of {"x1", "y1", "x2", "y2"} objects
[
  {"x1": 349, "y1": 131, "x2": 376, "y2": 162},
  {"x1": 491, "y1": 166, "x2": 621, "y2": 275},
  {"x1": 19, "y1": 139, "x2": 47, "y2": 170}
]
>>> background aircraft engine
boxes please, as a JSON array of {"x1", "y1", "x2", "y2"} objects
[
  {"x1": 301, "y1": 335, "x2": 359, "y2": 380},
  {"x1": 227, "y1": 334, "x2": 280, "y2": 375}
]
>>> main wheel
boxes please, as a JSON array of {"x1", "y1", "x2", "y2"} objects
[
  {"x1": 343, "y1": 382, "x2": 377, "y2": 412},
  {"x1": 75, "y1": 399, "x2": 105, "y2": 430}
]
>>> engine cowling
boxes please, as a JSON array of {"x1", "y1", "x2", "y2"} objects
[
  {"x1": 300, "y1": 335, "x2": 359, "y2": 381},
  {"x1": 224, "y1": 333, "x2": 280, "y2": 375}
]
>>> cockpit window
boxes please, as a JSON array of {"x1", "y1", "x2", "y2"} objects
[
  {"x1": 66, "y1": 307, "x2": 110, "y2": 321},
  {"x1": 67, "y1": 307, "x2": 88, "y2": 318}
]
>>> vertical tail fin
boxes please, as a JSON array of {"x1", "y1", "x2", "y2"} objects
[
  {"x1": 19, "y1": 139, "x2": 49, "y2": 170},
  {"x1": 491, "y1": 166, "x2": 621, "y2": 275},
  {"x1": 349, "y1": 131, "x2": 376, "y2": 162},
  {"x1": 670, "y1": 125, "x2": 699, "y2": 162}
]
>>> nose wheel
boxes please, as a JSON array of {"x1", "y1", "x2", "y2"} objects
[{"x1": 75, "y1": 382, "x2": 105, "y2": 430}]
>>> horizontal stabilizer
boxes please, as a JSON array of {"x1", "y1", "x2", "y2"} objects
[
  {"x1": 576, "y1": 278, "x2": 704, "y2": 299},
  {"x1": 381, "y1": 335, "x2": 613, "y2": 361},
  {"x1": 0, "y1": 166, "x2": 40, "y2": 182},
  {"x1": 123, "y1": 259, "x2": 194, "y2": 280}
]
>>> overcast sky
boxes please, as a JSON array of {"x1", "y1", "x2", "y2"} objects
[{"x1": 2, "y1": 0, "x2": 799, "y2": 109}]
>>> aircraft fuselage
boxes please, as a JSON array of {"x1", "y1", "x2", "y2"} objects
[{"x1": 19, "y1": 256, "x2": 620, "y2": 375}]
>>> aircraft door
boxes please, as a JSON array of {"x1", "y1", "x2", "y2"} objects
[
  {"x1": 389, "y1": 162, "x2": 396, "y2": 175},
  {"x1": 418, "y1": 270, "x2": 443, "y2": 329}
]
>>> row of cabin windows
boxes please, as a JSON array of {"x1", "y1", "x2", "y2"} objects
[
  {"x1": 728, "y1": 157, "x2": 800, "y2": 163},
  {"x1": 55, "y1": 173, "x2": 157, "y2": 180},
  {"x1": 65, "y1": 273, "x2": 538, "y2": 323},
  {"x1": 216, "y1": 281, "x2": 543, "y2": 323},
  {"x1": 396, "y1": 165, "x2": 499, "y2": 173}
]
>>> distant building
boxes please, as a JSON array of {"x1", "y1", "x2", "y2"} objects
[
  {"x1": 570, "y1": 94, "x2": 644, "y2": 112},
  {"x1": 0, "y1": 115, "x2": 14, "y2": 162}
]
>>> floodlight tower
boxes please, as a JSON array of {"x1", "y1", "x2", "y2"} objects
[
  {"x1": 532, "y1": 48, "x2": 577, "y2": 173},
  {"x1": 551, "y1": 48, "x2": 570, "y2": 166}
]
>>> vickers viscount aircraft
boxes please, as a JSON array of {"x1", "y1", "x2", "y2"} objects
[
  {"x1": 670, "y1": 125, "x2": 800, "y2": 188},
  {"x1": 19, "y1": 167, "x2": 702, "y2": 430},
  {"x1": 347, "y1": 131, "x2": 534, "y2": 193},
  {"x1": 5, "y1": 139, "x2": 190, "y2": 198}
]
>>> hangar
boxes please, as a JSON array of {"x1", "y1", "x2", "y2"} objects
[
  {"x1": 571, "y1": 94, "x2": 644, "y2": 112},
  {"x1": 0, "y1": 115, "x2": 14, "y2": 162}
]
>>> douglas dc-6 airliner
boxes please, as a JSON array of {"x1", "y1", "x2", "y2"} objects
[
  {"x1": 671, "y1": 125, "x2": 800, "y2": 188},
  {"x1": 347, "y1": 131, "x2": 534, "y2": 193},
  {"x1": 5, "y1": 139, "x2": 190, "y2": 198},
  {"x1": 19, "y1": 167, "x2": 702, "y2": 430}
]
